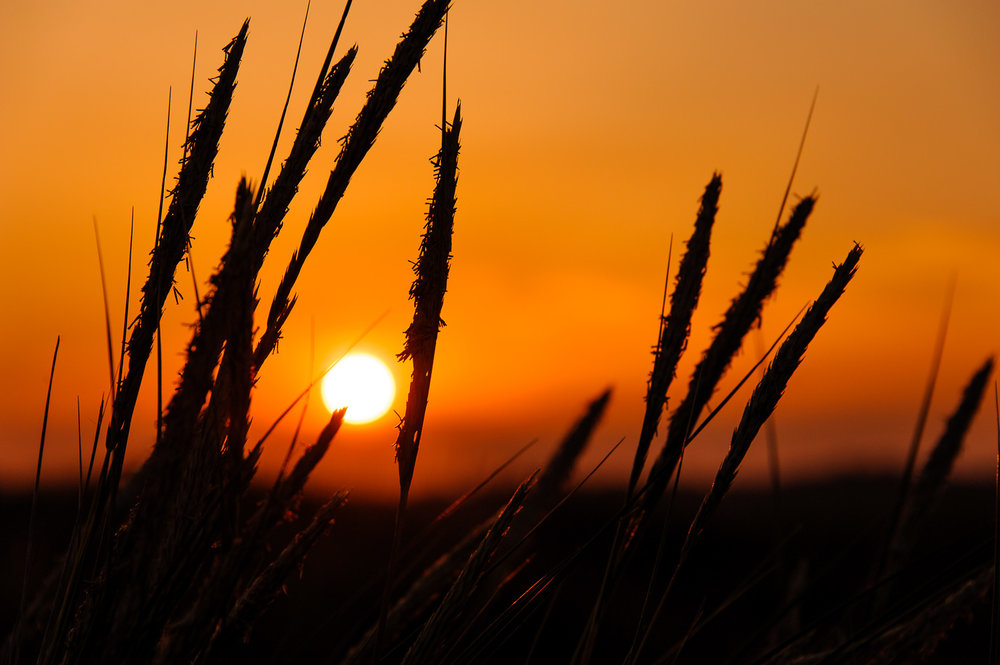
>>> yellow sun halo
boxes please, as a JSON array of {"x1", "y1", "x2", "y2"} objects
[{"x1": 320, "y1": 353, "x2": 396, "y2": 424}]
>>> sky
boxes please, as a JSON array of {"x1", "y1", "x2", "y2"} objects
[{"x1": 1, "y1": 0, "x2": 999, "y2": 501}]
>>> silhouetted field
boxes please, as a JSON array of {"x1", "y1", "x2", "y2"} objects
[
  {"x1": 3, "y1": 476, "x2": 992, "y2": 663},
  {"x1": 4, "y1": 2, "x2": 993, "y2": 662}
]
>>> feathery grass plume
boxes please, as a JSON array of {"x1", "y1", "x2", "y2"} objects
[
  {"x1": 629, "y1": 174, "x2": 720, "y2": 496},
  {"x1": 250, "y1": 46, "x2": 357, "y2": 282},
  {"x1": 249, "y1": 44, "x2": 356, "y2": 373},
  {"x1": 373, "y1": 101, "x2": 461, "y2": 660},
  {"x1": 131, "y1": 176, "x2": 257, "y2": 522},
  {"x1": 105, "y1": 20, "x2": 249, "y2": 483},
  {"x1": 883, "y1": 357, "x2": 994, "y2": 584},
  {"x1": 400, "y1": 475, "x2": 536, "y2": 665},
  {"x1": 258, "y1": 0, "x2": 451, "y2": 364},
  {"x1": 627, "y1": 243, "x2": 862, "y2": 665},
  {"x1": 143, "y1": 176, "x2": 257, "y2": 487},
  {"x1": 537, "y1": 389, "x2": 612, "y2": 503},
  {"x1": 577, "y1": 193, "x2": 812, "y2": 665},
  {"x1": 32, "y1": 29, "x2": 249, "y2": 662},
  {"x1": 641, "y1": 193, "x2": 816, "y2": 516},
  {"x1": 397, "y1": 103, "x2": 461, "y2": 501}
]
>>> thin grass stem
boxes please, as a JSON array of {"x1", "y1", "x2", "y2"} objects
[
  {"x1": 12, "y1": 337, "x2": 59, "y2": 664},
  {"x1": 93, "y1": 219, "x2": 117, "y2": 400}
]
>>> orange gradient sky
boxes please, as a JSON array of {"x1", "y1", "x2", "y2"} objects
[{"x1": 1, "y1": 1, "x2": 999, "y2": 500}]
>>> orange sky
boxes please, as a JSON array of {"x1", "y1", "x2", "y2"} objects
[{"x1": 1, "y1": 0, "x2": 999, "y2": 500}]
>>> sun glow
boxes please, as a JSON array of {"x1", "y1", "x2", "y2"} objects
[{"x1": 320, "y1": 353, "x2": 396, "y2": 424}]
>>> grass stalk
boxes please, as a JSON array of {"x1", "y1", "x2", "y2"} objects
[
  {"x1": 641, "y1": 192, "x2": 816, "y2": 518},
  {"x1": 883, "y1": 356, "x2": 995, "y2": 588},
  {"x1": 249, "y1": 4, "x2": 357, "y2": 291},
  {"x1": 154, "y1": 89, "x2": 171, "y2": 449},
  {"x1": 375, "y1": 100, "x2": 461, "y2": 662},
  {"x1": 117, "y1": 210, "x2": 134, "y2": 397},
  {"x1": 253, "y1": 0, "x2": 313, "y2": 213},
  {"x1": 871, "y1": 275, "x2": 955, "y2": 594},
  {"x1": 629, "y1": 173, "x2": 721, "y2": 497},
  {"x1": 628, "y1": 243, "x2": 862, "y2": 664},
  {"x1": 92, "y1": 219, "x2": 117, "y2": 400},
  {"x1": 105, "y1": 20, "x2": 248, "y2": 495},
  {"x1": 258, "y1": 0, "x2": 451, "y2": 365},
  {"x1": 10, "y1": 337, "x2": 59, "y2": 665}
]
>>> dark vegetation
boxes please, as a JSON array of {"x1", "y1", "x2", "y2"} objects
[{"x1": 2, "y1": 1, "x2": 996, "y2": 663}]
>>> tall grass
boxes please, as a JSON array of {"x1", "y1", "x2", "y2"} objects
[{"x1": 4, "y1": 2, "x2": 996, "y2": 664}]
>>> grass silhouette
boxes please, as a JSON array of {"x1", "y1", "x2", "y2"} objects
[{"x1": 2, "y1": 2, "x2": 996, "y2": 664}]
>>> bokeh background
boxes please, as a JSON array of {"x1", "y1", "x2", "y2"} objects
[{"x1": 1, "y1": 0, "x2": 998, "y2": 500}]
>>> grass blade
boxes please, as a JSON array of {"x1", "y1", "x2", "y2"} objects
[
  {"x1": 11, "y1": 336, "x2": 59, "y2": 665},
  {"x1": 92, "y1": 219, "x2": 117, "y2": 401}
]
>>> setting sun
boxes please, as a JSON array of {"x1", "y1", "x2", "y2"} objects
[{"x1": 320, "y1": 353, "x2": 396, "y2": 424}]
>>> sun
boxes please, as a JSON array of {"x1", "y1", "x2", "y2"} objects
[{"x1": 320, "y1": 353, "x2": 396, "y2": 424}]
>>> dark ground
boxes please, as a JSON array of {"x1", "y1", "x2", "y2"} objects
[{"x1": 2, "y1": 476, "x2": 994, "y2": 664}]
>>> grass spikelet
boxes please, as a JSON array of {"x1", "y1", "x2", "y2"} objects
[
  {"x1": 629, "y1": 173, "x2": 721, "y2": 496},
  {"x1": 537, "y1": 389, "x2": 612, "y2": 503},
  {"x1": 641, "y1": 193, "x2": 816, "y2": 516},
  {"x1": 259, "y1": 0, "x2": 451, "y2": 362},
  {"x1": 628, "y1": 242, "x2": 862, "y2": 664},
  {"x1": 396, "y1": 103, "x2": 461, "y2": 501},
  {"x1": 99, "y1": 20, "x2": 249, "y2": 517},
  {"x1": 909, "y1": 356, "x2": 994, "y2": 522},
  {"x1": 250, "y1": 46, "x2": 357, "y2": 285},
  {"x1": 885, "y1": 356, "x2": 995, "y2": 580},
  {"x1": 136, "y1": 176, "x2": 258, "y2": 512},
  {"x1": 263, "y1": 408, "x2": 346, "y2": 520},
  {"x1": 116, "y1": 19, "x2": 248, "y2": 436},
  {"x1": 374, "y1": 101, "x2": 461, "y2": 660},
  {"x1": 697, "y1": 242, "x2": 861, "y2": 531}
]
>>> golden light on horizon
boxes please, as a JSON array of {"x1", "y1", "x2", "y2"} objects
[{"x1": 320, "y1": 353, "x2": 396, "y2": 425}]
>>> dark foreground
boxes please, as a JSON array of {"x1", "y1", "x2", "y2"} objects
[{"x1": 2, "y1": 476, "x2": 994, "y2": 664}]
